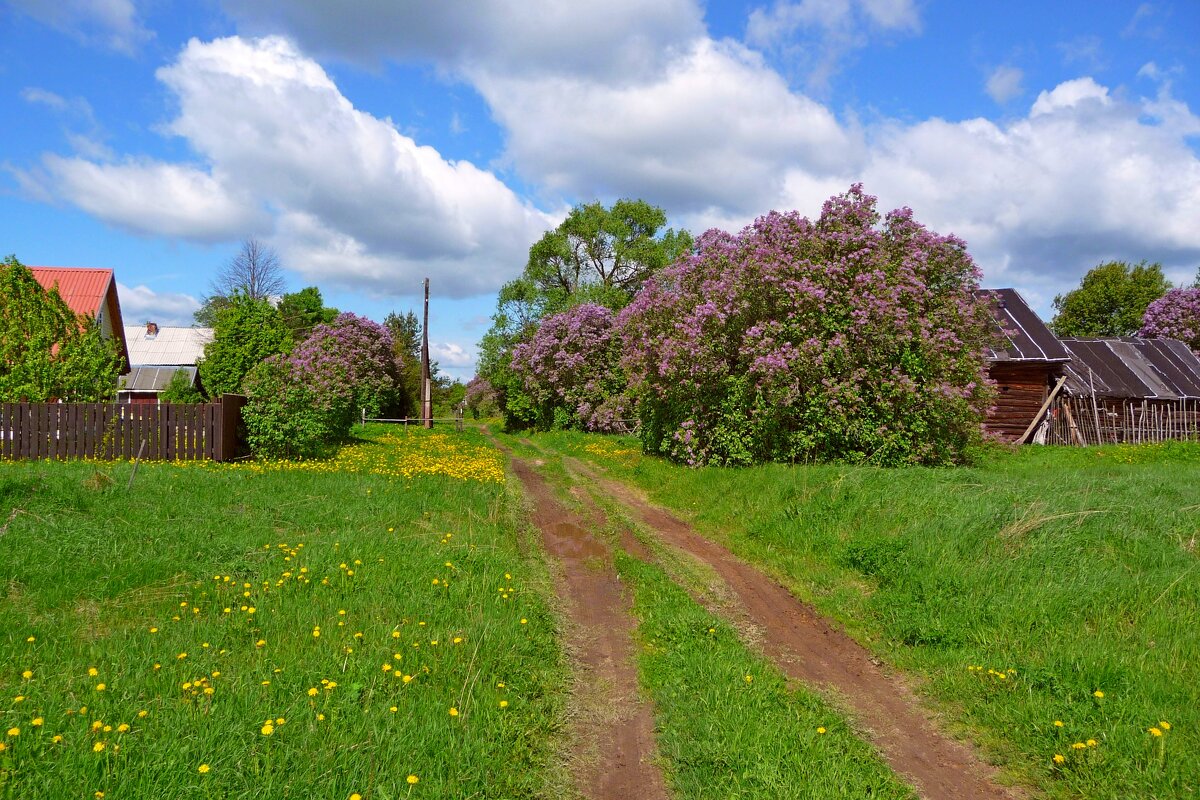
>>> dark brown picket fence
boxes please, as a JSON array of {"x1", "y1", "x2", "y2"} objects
[{"x1": 0, "y1": 395, "x2": 245, "y2": 462}]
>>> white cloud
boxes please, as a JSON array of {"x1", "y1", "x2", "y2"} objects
[
  {"x1": 26, "y1": 36, "x2": 559, "y2": 298},
  {"x1": 1030, "y1": 77, "x2": 1110, "y2": 116},
  {"x1": 7, "y1": 0, "x2": 151, "y2": 54},
  {"x1": 36, "y1": 156, "x2": 264, "y2": 241},
  {"x1": 985, "y1": 65, "x2": 1024, "y2": 104},
  {"x1": 827, "y1": 78, "x2": 1200, "y2": 300},
  {"x1": 430, "y1": 341, "x2": 475, "y2": 368},
  {"x1": 746, "y1": 0, "x2": 920, "y2": 90},
  {"x1": 475, "y1": 38, "x2": 860, "y2": 216},
  {"x1": 221, "y1": 0, "x2": 704, "y2": 80},
  {"x1": 117, "y1": 282, "x2": 202, "y2": 327}
]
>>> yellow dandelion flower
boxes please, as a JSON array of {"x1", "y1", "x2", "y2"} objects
[
  {"x1": 93, "y1": 741, "x2": 105, "y2": 752},
  {"x1": 499, "y1": 700, "x2": 509, "y2": 708},
  {"x1": 1149, "y1": 727, "x2": 1163, "y2": 737},
  {"x1": 308, "y1": 688, "x2": 319, "y2": 697},
  {"x1": 177, "y1": 653, "x2": 188, "y2": 660},
  {"x1": 138, "y1": 710, "x2": 148, "y2": 718},
  {"x1": 1093, "y1": 690, "x2": 1104, "y2": 699},
  {"x1": 816, "y1": 727, "x2": 826, "y2": 734},
  {"x1": 520, "y1": 618, "x2": 527, "y2": 625},
  {"x1": 117, "y1": 724, "x2": 130, "y2": 733},
  {"x1": 31, "y1": 717, "x2": 43, "y2": 727},
  {"x1": 20, "y1": 670, "x2": 32, "y2": 680},
  {"x1": 744, "y1": 675, "x2": 753, "y2": 683},
  {"x1": 1053, "y1": 754, "x2": 1065, "y2": 764},
  {"x1": 6, "y1": 727, "x2": 19, "y2": 737},
  {"x1": 449, "y1": 707, "x2": 459, "y2": 717},
  {"x1": 198, "y1": 764, "x2": 210, "y2": 774},
  {"x1": 1071, "y1": 742, "x2": 1086, "y2": 750},
  {"x1": 1160, "y1": 721, "x2": 1171, "y2": 730},
  {"x1": 316, "y1": 713, "x2": 325, "y2": 721},
  {"x1": 25, "y1": 636, "x2": 34, "y2": 643},
  {"x1": 1053, "y1": 720, "x2": 1064, "y2": 727},
  {"x1": 95, "y1": 683, "x2": 106, "y2": 692},
  {"x1": 149, "y1": 627, "x2": 158, "y2": 633},
  {"x1": 390, "y1": 706, "x2": 398, "y2": 713},
  {"x1": 260, "y1": 723, "x2": 274, "y2": 736},
  {"x1": 1086, "y1": 739, "x2": 1097, "y2": 747},
  {"x1": 407, "y1": 775, "x2": 419, "y2": 785},
  {"x1": 52, "y1": 735, "x2": 63, "y2": 743},
  {"x1": 350, "y1": 794, "x2": 362, "y2": 800}
]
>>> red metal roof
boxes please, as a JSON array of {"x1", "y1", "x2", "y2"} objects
[
  {"x1": 27, "y1": 266, "x2": 131, "y2": 372},
  {"x1": 28, "y1": 267, "x2": 113, "y2": 318}
]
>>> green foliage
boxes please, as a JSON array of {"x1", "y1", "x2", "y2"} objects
[
  {"x1": 478, "y1": 199, "x2": 689, "y2": 431},
  {"x1": 1051, "y1": 260, "x2": 1171, "y2": 337},
  {"x1": 384, "y1": 310, "x2": 422, "y2": 418},
  {"x1": 240, "y1": 357, "x2": 333, "y2": 458},
  {"x1": 0, "y1": 255, "x2": 123, "y2": 402},
  {"x1": 277, "y1": 286, "x2": 337, "y2": 345},
  {"x1": 197, "y1": 293, "x2": 291, "y2": 397},
  {"x1": 158, "y1": 368, "x2": 205, "y2": 404}
]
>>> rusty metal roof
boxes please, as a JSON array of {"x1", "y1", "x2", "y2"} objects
[
  {"x1": 978, "y1": 288, "x2": 1071, "y2": 363},
  {"x1": 1059, "y1": 337, "x2": 1200, "y2": 400}
]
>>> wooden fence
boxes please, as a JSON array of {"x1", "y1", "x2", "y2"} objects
[
  {"x1": 0, "y1": 396, "x2": 245, "y2": 462},
  {"x1": 1040, "y1": 396, "x2": 1200, "y2": 446}
]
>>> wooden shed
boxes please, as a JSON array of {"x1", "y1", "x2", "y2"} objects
[
  {"x1": 978, "y1": 288, "x2": 1071, "y2": 442},
  {"x1": 1042, "y1": 337, "x2": 1200, "y2": 444}
]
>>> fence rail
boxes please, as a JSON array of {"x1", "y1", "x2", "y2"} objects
[
  {"x1": 0, "y1": 396, "x2": 245, "y2": 462},
  {"x1": 1040, "y1": 396, "x2": 1200, "y2": 446}
]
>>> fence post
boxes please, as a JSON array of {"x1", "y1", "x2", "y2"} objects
[{"x1": 214, "y1": 395, "x2": 246, "y2": 462}]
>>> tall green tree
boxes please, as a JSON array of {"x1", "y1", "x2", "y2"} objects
[
  {"x1": 0, "y1": 255, "x2": 123, "y2": 401},
  {"x1": 278, "y1": 286, "x2": 337, "y2": 345},
  {"x1": 478, "y1": 199, "x2": 690, "y2": 430},
  {"x1": 197, "y1": 293, "x2": 291, "y2": 398},
  {"x1": 1051, "y1": 260, "x2": 1171, "y2": 337}
]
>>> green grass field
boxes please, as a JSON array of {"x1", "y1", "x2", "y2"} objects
[
  {"x1": 537, "y1": 433, "x2": 1200, "y2": 800},
  {"x1": 0, "y1": 426, "x2": 567, "y2": 800}
]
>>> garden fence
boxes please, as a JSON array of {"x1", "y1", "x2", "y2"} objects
[{"x1": 0, "y1": 395, "x2": 245, "y2": 462}]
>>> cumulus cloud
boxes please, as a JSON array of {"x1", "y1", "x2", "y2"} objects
[
  {"x1": 475, "y1": 38, "x2": 861, "y2": 216},
  {"x1": 746, "y1": 0, "x2": 920, "y2": 90},
  {"x1": 26, "y1": 36, "x2": 558, "y2": 298},
  {"x1": 117, "y1": 282, "x2": 202, "y2": 327},
  {"x1": 836, "y1": 77, "x2": 1200, "y2": 300},
  {"x1": 985, "y1": 65, "x2": 1024, "y2": 104},
  {"x1": 7, "y1": 0, "x2": 151, "y2": 54},
  {"x1": 221, "y1": 0, "x2": 703, "y2": 79}
]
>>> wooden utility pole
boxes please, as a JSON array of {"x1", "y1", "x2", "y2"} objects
[{"x1": 421, "y1": 278, "x2": 432, "y2": 429}]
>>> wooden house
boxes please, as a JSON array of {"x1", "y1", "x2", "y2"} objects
[
  {"x1": 978, "y1": 288, "x2": 1071, "y2": 442},
  {"x1": 118, "y1": 322, "x2": 213, "y2": 404}
]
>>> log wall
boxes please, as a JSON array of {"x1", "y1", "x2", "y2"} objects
[{"x1": 985, "y1": 362, "x2": 1056, "y2": 442}]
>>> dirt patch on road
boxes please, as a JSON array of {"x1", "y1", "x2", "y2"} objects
[
  {"x1": 577, "y1": 461, "x2": 1022, "y2": 800},
  {"x1": 509, "y1": 457, "x2": 668, "y2": 800}
]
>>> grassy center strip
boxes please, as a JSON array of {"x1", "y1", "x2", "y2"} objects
[{"x1": 615, "y1": 549, "x2": 916, "y2": 799}]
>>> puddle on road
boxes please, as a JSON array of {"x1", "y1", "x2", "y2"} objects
[{"x1": 542, "y1": 521, "x2": 609, "y2": 561}]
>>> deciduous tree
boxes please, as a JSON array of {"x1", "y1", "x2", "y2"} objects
[
  {"x1": 0, "y1": 255, "x2": 123, "y2": 402},
  {"x1": 197, "y1": 293, "x2": 291, "y2": 398},
  {"x1": 1051, "y1": 261, "x2": 1170, "y2": 337}
]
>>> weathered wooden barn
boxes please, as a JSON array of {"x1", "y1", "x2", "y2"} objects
[
  {"x1": 1042, "y1": 337, "x2": 1200, "y2": 445},
  {"x1": 979, "y1": 288, "x2": 1071, "y2": 442}
]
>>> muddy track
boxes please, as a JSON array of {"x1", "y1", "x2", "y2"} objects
[
  {"x1": 506, "y1": 454, "x2": 668, "y2": 800},
  {"x1": 561, "y1": 455, "x2": 1024, "y2": 800}
]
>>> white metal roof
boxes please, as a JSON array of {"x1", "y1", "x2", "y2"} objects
[{"x1": 124, "y1": 326, "x2": 213, "y2": 366}]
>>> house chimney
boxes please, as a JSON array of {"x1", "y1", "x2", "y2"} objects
[{"x1": 146, "y1": 322, "x2": 159, "y2": 336}]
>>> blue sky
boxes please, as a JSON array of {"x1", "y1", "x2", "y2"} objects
[{"x1": 2, "y1": 0, "x2": 1198, "y2": 380}]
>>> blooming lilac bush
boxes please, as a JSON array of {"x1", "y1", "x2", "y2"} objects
[
  {"x1": 242, "y1": 313, "x2": 400, "y2": 458},
  {"x1": 618, "y1": 185, "x2": 995, "y2": 467},
  {"x1": 1140, "y1": 288, "x2": 1200, "y2": 354},
  {"x1": 463, "y1": 375, "x2": 499, "y2": 419},
  {"x1": 510, "y1": 303, "x2": 631, "y2": 432}
]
